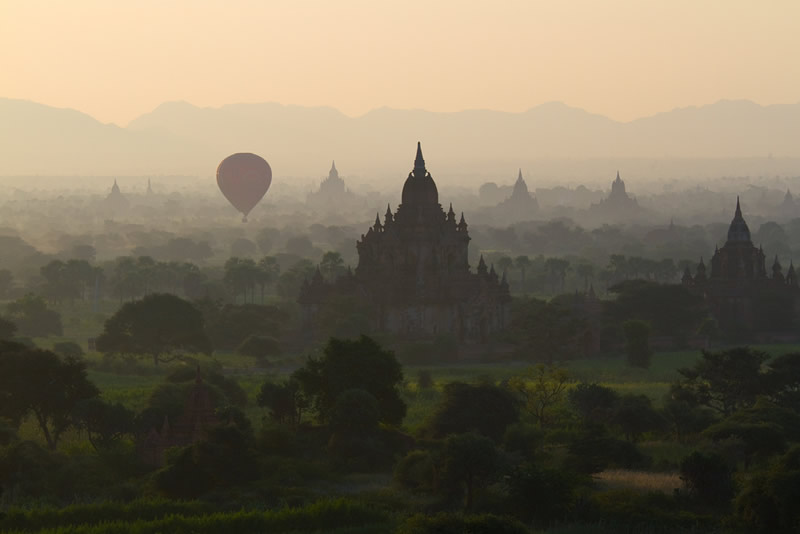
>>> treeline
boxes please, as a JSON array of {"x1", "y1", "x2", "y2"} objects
[{"x1": 4, "y1": 336, "x2": 800, "y2": 531}]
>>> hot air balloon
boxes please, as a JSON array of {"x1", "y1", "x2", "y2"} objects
[{"x1": 216, "y1": 153, "x2": 272, "y2": 222}]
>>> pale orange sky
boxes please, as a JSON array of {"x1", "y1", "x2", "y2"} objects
[{"x1": 2, "y1": 0, "x2": 799, "y2": 126}]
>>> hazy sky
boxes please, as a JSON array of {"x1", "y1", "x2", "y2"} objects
[{"x1": 2, "y1": 0, "x2": 799, "y2": 126}]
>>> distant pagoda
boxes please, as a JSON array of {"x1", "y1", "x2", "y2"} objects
[{"x1": 495, "y1": 169, "x2": 539, "y2": 216}]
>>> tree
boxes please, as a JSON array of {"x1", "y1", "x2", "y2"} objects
[
  {"x1": 331, "y1": 389, "x2": 380, "y2": 435},
  {"x1": 575, "y1": 262, "x2": 595, "y2": 291},
  {"x1": 612, "y1": 394, "x2": 662, "y2": 442},
  {"x1": 661, "y1": 397, "x2": 716, "y2": 442},
  {"x1": 257, "y1": 378, "x2": 307, "y2": 426},
  {"x1": 224, "y1": 257, "x2": 259, "y2": 303},
  {"x1": 292, "y1": 336, "x2": 406, "y2": 425},
  {"x1": 569, "y1": 382, "x2": 619, "y2": 424},
  {"x1": 72, "y1": 398, "x2": 135, "y2": 451},
  {"x1": 6, "y1": 294, "x2": 62, "y2": 337},
  {"x1": 285, "y1": 235, "x2": 315, "y2": 257},
  {"x1": 514, "y1": 255, "x2": 531, "y2": 291},
  {"x1": 198, "y1": 301, "x2": 286, "y2": 352},
  {"x1": 606, "y1": 280, "x2": 708, "y2": 338},
  {"x1": 0, "y1": 317, "x2": 16, "y2": 340},
  {"x1": 765, "y1": 352, "x2": 800, "y2": 411},
  {"x1": 0, "y1": 269, "x2": 13, "y2": 298},
  {"x1": 623, "y1": 319, "x2": 652, "y2": 368},
  {"x1": 735, "y1": 445, "x2": 800, "y2": 533},
  {"x1": 423, "y1": 382, "x2": 519, "y2": 442},
  {"x1": 96, "y1": 293, "x2": 211, "y2": 366},
  {"x1": 496, "y1": 255, "x2": 513, "y2": 277},
  {"x1": 671, "y1": 347, "x2": 769, "y2": 416},
  {"x1": 230, "y1": 238, "x2": 257, "y2": 258},
  {"x1": 679, "y1": 451, "x2": 734, "y2": 507},
  {"x1": 0, "y1": 342, "x2": 99, "y2": 449},
  {"x1": 508, "y1": 364, "x2": 570, "y2": 428},
  {"x1": 544, "y1": 257, "x2": 570, "y2": 293},
  {"x1": 256, "y1": 256, "x2": 280, "y2": 302},
  {"x1": 319, "y1": 251, "x2": 346, "y2": 281},
  {"x1": 441, "y1": 432, "x2": 498, "y2": 511}
]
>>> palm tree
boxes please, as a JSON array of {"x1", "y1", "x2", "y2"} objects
[
  {"x1": 575, "y1": 262, "x2": 595, "y2": 292},
  {"x1": 514, "y1": 255, "x2": 531, "y2": 292},
  {"x1": 319, "y1": 251, "x2": 345, "y2": 281}
]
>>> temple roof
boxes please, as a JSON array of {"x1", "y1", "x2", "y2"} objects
[
  {"x1": 401, "y1": 142, "x2": 439, "y2": 206},
  {"x1": 726, "y1": 196, "x2": 752, "y2": 243}
]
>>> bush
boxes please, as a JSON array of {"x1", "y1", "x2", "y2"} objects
[
  {"x1": 505, "y1": 463, "x2": 579, "y2": 524},
  {"x1": 502, "y1": 423, "x2": 542, "y2": 460},
  {"x1": 423, "y1": 382, "x2": 519, "y2": 442},
  {"x1": 394, "y1": 450, "x2": 437, "y2": 492},
  {"x1": 734, "y1": 445, "x2": 800, "y2": 533},
  {"x1": 417, "y1": 369, "x2": 434, "y2": 390},
  {"x1": 566, "y1": 428, "x2": 651, "y2": 474},
  {"x1": 2, "y1": 499, "x2": 391, "y2": 534},
  {"x1": 679, "y1": 451, "x2": 735, "y2": 507}
]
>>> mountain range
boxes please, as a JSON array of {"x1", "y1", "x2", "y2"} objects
[{"x1": 2, "y1": 98, "x2": 799, "y2": 185}]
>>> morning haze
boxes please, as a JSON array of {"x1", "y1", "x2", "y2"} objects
[{"x1": 2, "y1": 2, "x2": 800, "y2": 533}]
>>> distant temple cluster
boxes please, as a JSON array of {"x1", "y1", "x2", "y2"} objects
[
  {"x1": 299, "y1": 143, "x2": 511, "y2": 342},
  {"x1": 682, "y1": 198, "x2": 799, "y2": 332}
]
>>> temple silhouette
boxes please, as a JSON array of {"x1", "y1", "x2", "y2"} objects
[
  {"x1": 491, "y1": 169, "x2": 539, "y2": 222},
  {"x1": 683, "y1": 197, "x2": 799, "y2": 334},
  {"x1": 300, "y1": 143, "x2": 511, "y2": 342},
  {"x1": 587, "y1": 171, "x2": 646, "y2": 222},
  {"x1": 138, "y1": 369, "x2": 219, "y2": 467}
]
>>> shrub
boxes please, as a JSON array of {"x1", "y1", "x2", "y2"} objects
[
  {"x1": 679, "y1": 451, "x2": 735, "y2": 507},
  {"x1": 423, "y1": 382, "x2": 519, "y2": 442},
  {"x1": 504, "y1": 463, "x2": 578, "y2": 524},
  {"x1": 417, "y1": 369, "x2": 434, "y2": 390},
  {"x1": 394, "y1": 450, "x2": 437, "y2": 492}
]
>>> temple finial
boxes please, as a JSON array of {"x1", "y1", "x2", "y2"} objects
[
  {"x1": 414, "y1": 142, "x2": 426, "y2": 174},
  {"x1": 517, "y1": 168, "x2": 523, "y2": 181}
]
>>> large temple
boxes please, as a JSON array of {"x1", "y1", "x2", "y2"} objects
[
  {"x1": 683, "y1": 197, "x2": 799, "y2": 332},
  {"x1": 299, "y1": 143, "x2": 511, "y2": 342}
]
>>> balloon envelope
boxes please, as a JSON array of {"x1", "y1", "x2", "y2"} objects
[{"x1": 216, "y1": 153, "x2": 272, "y2": 220}]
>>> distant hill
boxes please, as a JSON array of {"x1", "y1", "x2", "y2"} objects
[{"x1": 2, "y1": 98, "x2": 799, "y2": 184}]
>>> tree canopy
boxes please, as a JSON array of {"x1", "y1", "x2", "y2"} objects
[
  {"x1": 0, "y1": 341, "x2": 99, "y2": 449},
  {"x1": 96, "y1": 293, "x2": 211, "y2": 365},
  {"x1": 292, "y1": 335, "x2": 406, "y2": 425}
]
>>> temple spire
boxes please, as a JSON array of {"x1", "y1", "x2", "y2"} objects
[
  {"x1": 735, "y1": 196, "x2": 742, "y2": 218},
  {"x1": 517, "y1": 168, "x2": 523, "y2": 182},
  {"x1": 414, "y1": 141, "x2": 426, "y2": 175}
]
